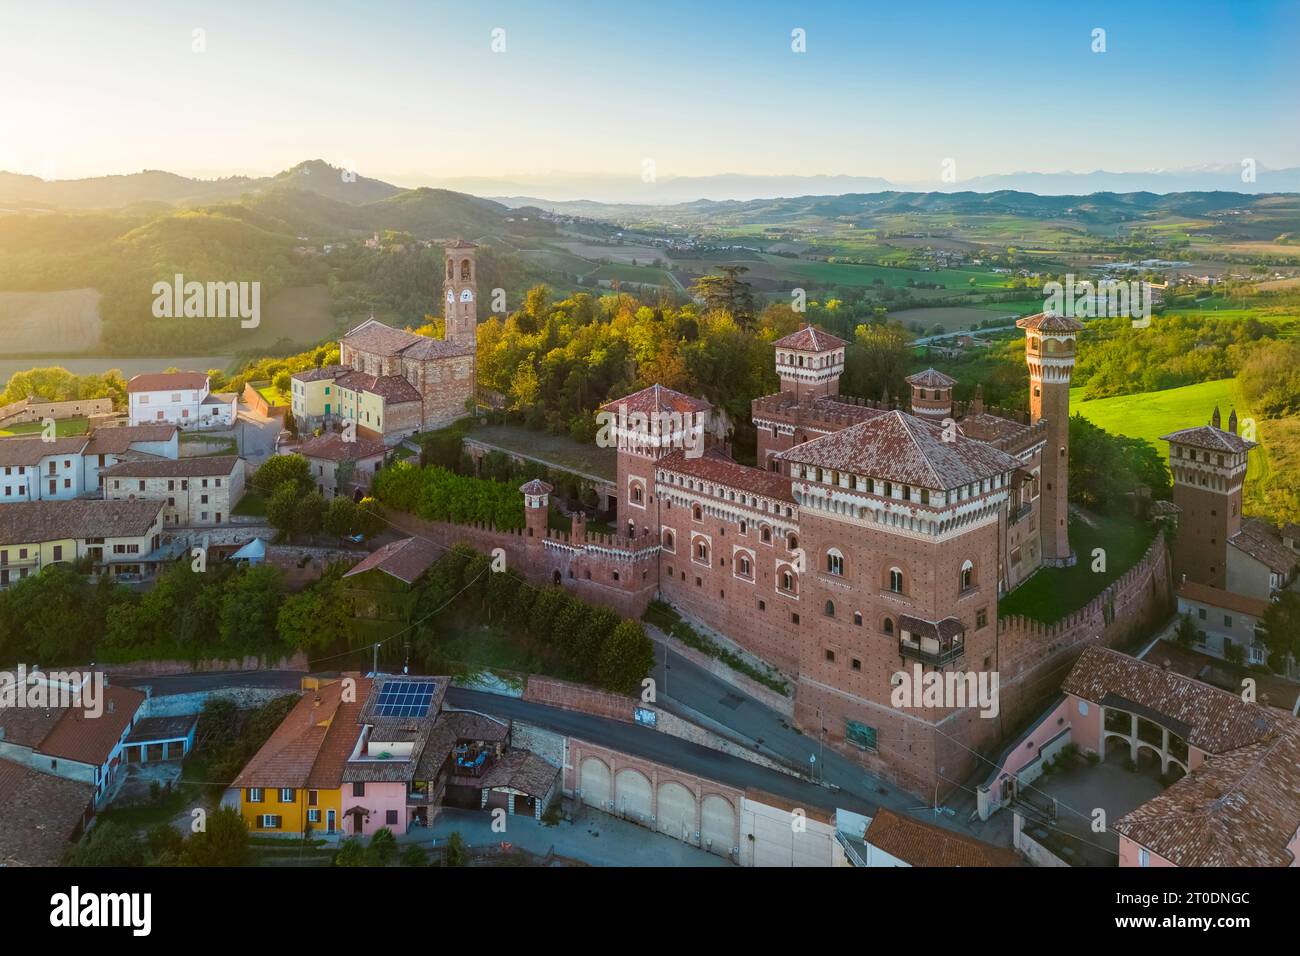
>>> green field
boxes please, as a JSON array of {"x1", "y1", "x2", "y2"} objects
[
  {"x1": 0, "y1": 416, "x2": 90, "y2": 437},
  {"x1": 999, "y1": 511, "x2": 1155, "y2": 623}
]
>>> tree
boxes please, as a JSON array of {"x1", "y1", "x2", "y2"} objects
[
  {"x1": 444, "y1": 831, "x2": 468, "y2": 867},
  {"x1": 64, "y1": 822, "x2": 147, "y2": 867},
  {"x1": 335, "y1": 837, "x2": 367, "y2": 867},
  {"x1": 1261, "y1": 592, "x2": 1300, "y2": 669},
  {"x1": 691, "y1": 266, "x2": 756, "y2": 327},
  {"x1": 355, "y1": 496, "x2": 385, "y2": 539},
  {"x1": 367, "y1": 827, "x2": 397, "y2": 866},
  {"x1": 253, "y1": 454, "x2": 313, "y2": 496},
  {"x1": 278, "y1": 573, "x2": 352, "y2": 651},
  {"x1": 218, "y1": 564, "x2": 285, "y2": 647},
  {"x1": 323, "y1": 496, "x2": 359, "y2": 539},
  {"x1": 596, "y1": 619, "x2": 655, "y2": 694},
  {"x1": 401, "y1": 843, "x2": 428, "y2": 867},
  {"x1": 1172, "y1": 613, "x2": 1201, "y2": 648},
  {"x1": 181, "y1": 806, "x2": 249, "y2": 867}
]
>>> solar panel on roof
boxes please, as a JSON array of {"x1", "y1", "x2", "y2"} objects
[{"x1": 374, "y1": 678, "x2": 436, "y2": 718}]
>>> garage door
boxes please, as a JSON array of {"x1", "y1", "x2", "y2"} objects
[
  {"x1": 615, "y1": 769, "x2": 652, "y2": 825},
  {"x1": 656, "y1": 782, "x2": 696, "y2": 842},
  {"x1": 579, "y1": 758, "x2": 611, "y2": 811},
  {"x1": 701, "y1": 794, "x2": 736, "y2": 859}
]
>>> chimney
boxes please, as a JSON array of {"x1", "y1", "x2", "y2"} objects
[
  {"x1": 1211, "y1": 406, "x2": 1221, "y2": 429},
  {"x1": 971, "y1": 384, "x2": 985, "y2": 416},
  {"x1": 1161, "y1": 659, "x2": 1171, "y2": 670},
  {"x1": 1228, "y1": 409, "x2": 1238, "y2": 434}
]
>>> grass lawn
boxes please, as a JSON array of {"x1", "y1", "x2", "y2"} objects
[
  {"x1": 255, "y1": 383, "x2": 291, "y2": 407},
  {"x1": 998, "y1": 510, "x2": 1155, "y2": 624},
  {"x1": 0, "y1": 415, "x2": 89, "y2": 437},
  {"x1": 233, "y1": 489, "x2": 266, "y2": 516},
  {"x1": 469, "y1": 423, "x2": 616, "y2": 482},
  {"x1": 426, "y1": 623, "x2": 558, "y2": 677},
  {"x1": 180, "y1": 433, "x2": 239, "y2": 456}
]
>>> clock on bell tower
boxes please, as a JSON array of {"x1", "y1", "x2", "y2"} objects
[{"x1": 443, "y1": 240, "x2": 478, "y2": 351}]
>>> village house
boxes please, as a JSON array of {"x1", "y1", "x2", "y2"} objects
[
  {"x1": 101, "y1": 455, "x2": 245, "y2": 527},
  {"x1": 298, "y1": 432, "x2": 388, "y2": 499},
  {"x1": 126, "y1": 371, "x2": 236, "y2": 428},
  {"x1": 0, "y1": 498, "x2": 165, "y2": 588},
  {"x1": 0, "y1": 424, "x2": 181, "y2": 503}
]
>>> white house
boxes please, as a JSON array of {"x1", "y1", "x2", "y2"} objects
[
  {"x1": 0, "y1": 437, "x2": 90, "y2": 501},
  {"x1": 126, "y1": 372, "x2": 235, "y2": 428}
]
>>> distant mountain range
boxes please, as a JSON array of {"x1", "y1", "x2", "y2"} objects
[{"x1": 3, "y1": 161, "x2": 1297, "y2": 211}]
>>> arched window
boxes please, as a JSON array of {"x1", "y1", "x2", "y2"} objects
[
  {"x1": 632, "y1": 485, "x2": 643, "y2": 504},
  {"x1": 824, "y1": 600, "x2": 835, "y2": 617},
  {"x1": 826, "y1": 549, "x2": 844, "y2": 576},
  {"x1": 853, "y1": 612, "x2": 863, "y2": 627},
  {"x1": 883, "y1": 617, "x2": 894, "y2": 635},
  {"x1": 739, "y1": 555, "x2": 751, "y2": 577},
  {"x1": 662, "y1": 530, "x2": 674, "y2": 550},
  {"x1": 761, "y1": 527, "x2": 771, "y2": 543},
  {"x1": 787, "y1": 533, "x2": 798, "y2": 551},
  {"x1": 446, "y1": 260, "x2": 454, "y2": 280},
  {"x1": 460, "y1": 258, "x2": 472, "y2": 280},
  {"x1": 889, "y1": 568, "x2": 904, "y2": 593},
  {"x1": 692, "y1": 504, "x2": 702, "y2": 521},
  {"x1": 781, "y1": 570, "x2": 795, "y2": 592},
  {"x1": 696, "y1": 541, "x2": 708, "y2": 561},
  {"x1": 960, "y1": 559, "x2": 974, "y2": 592}
]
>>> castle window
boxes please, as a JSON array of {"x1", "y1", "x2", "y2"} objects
[
  {"x1": 888, "y1": 568, "x2": 904, "y2": 593},
  {"x1": 883, "y1": 617, "x2": 894, "y2": 635},
  {"x1": 825, "y1": 648, "x2": 835, "y2": 662},
  {"x1": 632, "y1": 485, "x2": 643, "y2": 503},
  {"x1": 854, "y1": 612, "x2": 863, "y2": 626},
  {"x1": 826, "y1": 549, "x2": 844, "y2": 576},
  {"x1": 460, "y1": 258, "x2": 471, "y2": 280},
  {"x1": 781, "y1": 570, "x2": 795, "y2": 592},
  {"x1": 787, "y1": 533, "x2": 798, "y2": 551},
  {"x1": 976, "y1": 607, "x2": 988, "y2": 629},
  {"x1": 696, "y1": 541, "x2": 708, "y2": 560},
  {"x1": 662, "y1": 530, "x2": 674, "y2": 551},
  {"x1": 824, "y1": 600, "x2": 835, "y2": 618},
  {"x1": 851, "y1": 658, "x2": 861, "y2": 671},
  {"x1": 758, "y1": 599, "x2": 766, "y2": 610},
  {"x1": 693, "y1": 504, "x2": 702, "y2": 521},
  {"x1": 961, "y1": 560, "x2": 975, "y2": 592}
]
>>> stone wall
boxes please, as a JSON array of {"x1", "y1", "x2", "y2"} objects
[
  {"x1": 100, "y1": 652, "x2": 309, "y2": 678},
  {"x1": 0, "y1": 397, "x2": 114, "y2": 427}
]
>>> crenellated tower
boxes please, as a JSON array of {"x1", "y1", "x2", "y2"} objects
[
  {"x1": 773, "y1": 325, "x2": 848, "y2": 400},
  {"x1": 1017, "y1": 311, "x2": 1083, "y2": 565}
]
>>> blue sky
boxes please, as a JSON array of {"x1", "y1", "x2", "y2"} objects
[{"x1": 1, "y1": 0, "x2": 1296, "y2": 183}]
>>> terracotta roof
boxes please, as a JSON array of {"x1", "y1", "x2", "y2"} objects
[
  {"x1": 864, "y1": 808, "x2": 1021, "y2": 867},
  {"x1": 125, "y1": 715, "x2": 197, "y2": 744},
  {"x1": 343, "y1": 537, "x2": 441, "y2": 584},
  {"x1": 1016, "y1": 312, "x2": 1085, "y2": 333},
  {"x1": 0, "y1": 436, "x2": 88, "y2": 468},
  {"x1": 126, "y1": 371, "x2": 208, "y2": 393},
  {"x1": 778, "y1": 410, "x2": 1021, "y2": 492},
  {"x1": 334, "y1": 369, "x2": 423, "y2": 405},
  {"x1": 1113, "y1": 722, "x2": 1300, "y2": 867},
  {"x1": 298, "y1": 433, "x2": 388, "y2": 462},
  {"x1": 36, "y1": 684, "x2": 146, "y2": 765},
  {"x1": 231, "y1": 677, "x2": 371, "y2": 791},
  {"x1": 1149, "y1": 499, "x2": 1182, "y2": 516},
  {"x1": 419, "y1": 710, "x2": 511, "y2": 776},
  {"x1": 519, "y1": 479, "x2": 553, "y2": 496},
  {"x1": 478, "y1": 750, "x2": 559, "y2": 799},
  {"x1": 957, "y1": 413, "x2": 1028, "y2": 443},
  {"x1": 291, "y1": 364, "x2": 347, "y2": 383},
  {"x1": 658, "y1": 447, "x2": 793, "y2": 503},
  {"x1": 1176, "y1": 580, "x2": 1270, "y2": 619},
  {"x1": 600, "y1": 383, "x2": 711, "y2": 416},
  {"x1": 342, "y1": 319, "x2": 472, "y2": 361},
  {"x1": 1228, "y1": 519, "x2": 1296, "y2": 575},
  {"x1": 1160, "y1": 424, "x2": 1256, "y2": 454},
  {"x1": 897, "y1": 615, "x2": 965, "y2": 641},
  {"x1": 772, "y1": 324, "x2": 849, "y2": 353},
  {"x1": 82, "y1": 424, "x2": 178, "y2": 456},
  {"x1": 0, "y1": 757, "x2": 93, "y2": 866},
  {"x1": 1062, "y1": 646, "x2": 1279, "y2": 753},
  {"x1": 446, "y1": 239, "x2": 478, "y2": 249},
  {"x1": 906, "y1": 368, "x2": 958, "y2": 389},
  {"x1": 101, "y1": 455, "x2": 240, "y2": 479},
  {"x1": 0, "y1": 499, "x2": 163, "y2": 545}
]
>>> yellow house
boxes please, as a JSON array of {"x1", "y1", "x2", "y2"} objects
[
  {"x1": 290, "y1": 365, "x2": 344, "y2": 423},
  {"x1": 0, "y1": 499, "x2": 164, "y2": 589},
  {"x1": 231, "y1": 676, "x2": 370, "y2": 837}
]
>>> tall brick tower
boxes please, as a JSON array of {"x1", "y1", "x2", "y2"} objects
[
  {"x1": 1161, "y1": 408, "x2": 1256, "y2": 588},
  {"x1": 1017, "y1": 312, "x2": 1083, "y2": 565},
  {"x1": 443, "y1": 240, "x2": 478, "y2": 352},
  {"x1": 520, "y1": 478, "x2": 553, "y2": 547},
  {"x1": 772, "y1": 325, "x2": 848, "y2": 400}
]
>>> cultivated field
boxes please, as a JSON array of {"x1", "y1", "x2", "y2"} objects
[
  {"x1": 891, "y1": 306, "x2": 1020, "y2": 331},
  {"x1": 240, "y1": 284, "x2": 338, "y2": 350},
  {"x1": 0, "y1": 288, "x2": 102, "y2": 353}
]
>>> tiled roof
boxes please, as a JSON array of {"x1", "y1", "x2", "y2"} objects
[
  {"x1": 778, "y1": 410, "x2": 1021, "y2": 491},
  {"x1": 446, "y1": 239, "x2": 478, "y2": 249},
  {"x1": 82, "y1": 424, "x2": 178, "y2": 456},
  {"x1": 125, "y1": 715, "x2": 198, "y2": 745},
  {"x1": 291, "y1": 364, "x2": 347, "y2": 383},
  {"x1": 773, "y1": 324, "x2": 849, "y2": 353},
  {"x1": 477, "y1": 750, "x2": 560, "y2": 799},
  {"x1": 0, "y1": 757, "x2": 94, "y2": 866},
  {"x1": 418, "y1": 711, "x2": 512, "y2": 778},
  {"x1": 600, "y1": 383, "x2": 711, "y2": 416},
  {"x1": 36, "y1": 684, "x2": 146, "y2": 765},
  {"x1": 658, "y1": 447, "x2": 793, "y2": 503},
  {"x1": 0, "y1": 499, "x2": 163, "y2": 545},
  {"x1": 126, "y1": 371, "x2": 208, "y2": 393},
  {"x1": 957, "y1": 413, "x2": 1027, "y2": 443},
  {"x1": 0, "y1": 436, "x2": 88, "y2": 468},
  {"x1": 1016, "y1": 312, "x2": 1085, "y2": 333},
  {"x1": 1176, "y1": 580, "x2": 1270, "y2": 619},
  {"x1": 906, "y1": 368, "x2": 957, "y2": 389},
  {"x1": 864, "y1": 808, "x2": 1021, "y2": 867},
  {"x1": 231, "y1": 677, "x2": 371, "y2": 791},
  {"x1": 343, "y1": 537, "x2": 441, "y2": 584},
  {"x1": 897, "y1": 615, "x2": 965, "y2": 641},
  {"x1": 298, "y1": 433, "x2": 388, "y2": 462},
  {"x1": 1228, "y1": 519, "x2": 1296, "y2": 575},
  {"x1": 342, "y1": 319, "x2": 472, "y2": 361},
  {"x1": 519, "y1": 479, "x2": 553, "y2": 496},
  {"x1": 1113, "y1": 722, "x2": 1300, "y2": 867},
  {"x1": 1160, "y1": 424, "x2": 1256, "y2": 454},
  {"x1": 101, "y1": 455, "x2": 240, "y2": 479},
  {"x1": 1149, "y1": 499, "x2": 1182, "y2": 516},
  {"x1": 1062, "y1": 646, "x2": 1279, "y2": 753},
  {"x1": 334, "y1": 369, "x2": 423, "y2": 405}
]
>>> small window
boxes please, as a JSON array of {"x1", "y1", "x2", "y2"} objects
[
  {"x1": 825, "y1": 649, "x2": 836, "y2": 663},
  {"x1": 824, "y1": 600, "x2": 835, "y2": 618}
]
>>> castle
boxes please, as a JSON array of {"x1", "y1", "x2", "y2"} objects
[{"x1": 290, "y1": 241, "x2": 479, "y2": 445}]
